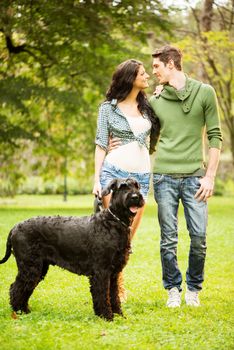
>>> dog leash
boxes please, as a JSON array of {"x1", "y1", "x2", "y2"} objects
[
  {"x1": 94, "y1": 197, "x2": 130, "y2": 229},
  {"x1": 94, "y1": 195, "x2": 104, "y2": 213},
  {"x1": 107, "y1": 208, "x2": 129, "y2": 228}
]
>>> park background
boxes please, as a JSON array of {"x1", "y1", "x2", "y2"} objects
[{"x1": 0, "y1": 0, "x2": 233, "y2": 349}]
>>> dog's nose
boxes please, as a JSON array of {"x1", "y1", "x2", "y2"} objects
[{"x1": 131, "y1": 194, "x2": 138, "y2": 199}]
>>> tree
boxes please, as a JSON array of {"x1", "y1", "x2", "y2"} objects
[
  {"x1": 0, "y1": 0, "x2": 172, "y2": 196},
  {"x1": 175, "y1": 0, "x2": 234, "y2": 166}
]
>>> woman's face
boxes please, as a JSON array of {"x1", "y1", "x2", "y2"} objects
[{"x1": 133, "y1": 65, "x2": 149, "y2": 90}]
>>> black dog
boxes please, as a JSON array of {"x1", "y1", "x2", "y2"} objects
[{"x1": 0, "y1": 178, "x2": 144, "y2": 321}]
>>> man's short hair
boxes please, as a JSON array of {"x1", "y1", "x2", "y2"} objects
[{"x1": 152, "y1": 45, "x2": 182, "y2": 71}]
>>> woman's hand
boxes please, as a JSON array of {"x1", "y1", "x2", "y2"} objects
[
  {"x1": 153, "y1": 84, "x2": 164, "y2": 96},
  {"x1": 92, "y1": 181, "x2": 102, "y2": 198}
]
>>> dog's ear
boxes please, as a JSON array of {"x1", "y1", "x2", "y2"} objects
[
  {"x1": 133, "y1": 179, "x2": 140, "y2": 190},
  {"x1": 101, "y1": 179, "x2": 119, "y2": 196},
  {"x1": 126, "y1": 177, "x2": 140, "y2": 190}
]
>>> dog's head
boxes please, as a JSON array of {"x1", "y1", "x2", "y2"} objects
[{"x1": 102, "y1": 178, "x2": 145, "y2": 219}]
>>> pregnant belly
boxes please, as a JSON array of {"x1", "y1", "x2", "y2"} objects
[{"x1": 105, "y1": 141, "x2": 150, "y2": 173}]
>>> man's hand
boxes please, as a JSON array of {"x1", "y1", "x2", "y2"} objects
[
  {"x1": 194, "y1": 176, "x2": 215, "y2": 202},
  {"x1": 108, "y1": 137, "x2": 121, "y2": 152}
]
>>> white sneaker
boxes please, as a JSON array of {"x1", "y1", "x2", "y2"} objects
[
  {"x1": 167, "y1": 287, "x2": 181, "y2": 308},
  {"x1": 185, "y1": 289, "x2": 200, "y2": 306}
]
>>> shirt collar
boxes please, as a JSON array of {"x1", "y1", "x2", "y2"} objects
[
  {"x1": 110, "y1": 98, "x2": 149, "y2": 120},
  {"x1": 111, "y1": 98, "x2": 118, "y2": 106}
]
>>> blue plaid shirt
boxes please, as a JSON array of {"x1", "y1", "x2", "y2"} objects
[{"x1": 95, "y1": 99, "x2": 151, "y2": 151}]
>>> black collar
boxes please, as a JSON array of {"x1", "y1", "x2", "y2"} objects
[{"x1": 107, "y1": 208, "x2": 129, "y2": 228}]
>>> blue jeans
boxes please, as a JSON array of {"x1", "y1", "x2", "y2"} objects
[
  {"x1": 100, "y1": 160, "x2": 150, "y2": 200},
  {"x1": 153, "y1": 174, "x2": 208, "y2": 292}
]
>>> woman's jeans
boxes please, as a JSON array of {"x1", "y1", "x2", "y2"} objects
[
  {"x1": 153, "y1": 174, "x2": 208, "y2": 292},
  {"x1": 100, "y1": 160, "x2": 150, "y2": 200}
]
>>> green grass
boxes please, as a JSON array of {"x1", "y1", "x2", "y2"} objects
[{"x1": 0, "y1": 194, "x2": 233, "y2": 350}]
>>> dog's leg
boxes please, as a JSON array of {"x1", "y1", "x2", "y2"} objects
[
  {"x1": 40, "y1": 261, "x2": 50, "y2": 281},
  {"x1": 10, "y1": 259, "x2": 43, "y2": 314},
  {"x1": 89, "y1": 272, "x2": 113, "y2": 321},
  {"x1": 10, "y1": 274, "x2": 34, "y2": 314},
  {"x1": 110, "y1": 272, "x2": 123, "y2": 316}
]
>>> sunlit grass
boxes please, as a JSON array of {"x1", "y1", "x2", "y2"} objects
[{"x1": 0, "y1": 195, "x2": 233, "y2": 349}]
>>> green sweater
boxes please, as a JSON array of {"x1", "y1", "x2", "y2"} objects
[{"x1": 149, "y1": 76, "x2": 223, "y2": 174}]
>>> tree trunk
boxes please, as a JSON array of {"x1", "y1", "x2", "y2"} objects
[
  {"x1": 63, "y1": 156, "x2": 68, "y2": 202},
  {"x1": 201, "y1": 0, "x2": 214, "y2": 31},
  {"x1": 231, "y1": 129, "x2": 234, "y2": 168}
]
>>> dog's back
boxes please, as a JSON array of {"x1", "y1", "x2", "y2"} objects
[{"x1": 9, "y1": 212, "x2": 129, "y2": 276}]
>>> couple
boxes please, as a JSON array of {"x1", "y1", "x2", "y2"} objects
[{"x1": 93, "y1": 45, "x2": 222, "y2": 308}]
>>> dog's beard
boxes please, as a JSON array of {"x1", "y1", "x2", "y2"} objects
[{"x1": 126, "y1": 194, "x2": 145, "y2": 215}]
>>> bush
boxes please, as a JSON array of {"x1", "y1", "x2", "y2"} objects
[
  {"x1": 8, "y1": 175, "x2": 234, "y2": 197},
  {"x1": 0, "y1": 172, "x2": 24, "y2": 197},
  {"x1": 214, "y1": 177, "x2": 225, "y2": 196},
  {"x1": 17, "y1": 176, "x2": 93, "y2": 195},
  {"x1": 214, "y1": 176, "x2": 234, "y2": 196},
  {"x1": 17, "y1": 176, "x2": 44, "y2": 195}
]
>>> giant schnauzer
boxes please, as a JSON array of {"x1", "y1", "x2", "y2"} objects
[{"x1": 0, "y1": 178, "x2": 144, "y2": 321}]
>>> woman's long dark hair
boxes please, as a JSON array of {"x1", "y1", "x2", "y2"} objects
[{"x1": 106, "y1": 59, "x2": 160, "y2": 154}]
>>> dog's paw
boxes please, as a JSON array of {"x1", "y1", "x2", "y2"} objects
[
  {"x1": 96, "y1": 310, "x2": 114, "y2": 322},
  {"x1": 112, "y1": 307, "x2": 123, "y2": 316},
  {"x1": 22, "y1": 307, "x2": 31, "y2": 314},
  {"x1": 102, "y1": 314, "x2": 114, "y2": 322},
  {"x1": 113, "y1": 312, "x2": 126, "y2": 320}
]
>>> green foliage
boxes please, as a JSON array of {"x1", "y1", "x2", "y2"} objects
[
  {"x1": 16, "y1": 176, "x2": 93, "y2": 195},
  {"x1": 0, "y1": 0, "x2": 172, "y2": 194},
  {"x1": 214, "y1": 177, "x2": 226, "y2": 196},
  {"x1": 0, "y1": 171, "x2": 23, "y2": 197},
  {"x1": 0, "y1": 113, "x2": 33, "y2": 145},
  {"x1": 0, "y1": 195, "x2": 233, "y2": 349},
  {"x1": 173, "y1": 1, "x2": 234, "y2": 166},
  {"x1": 9, "y1": 175, "x2": 234, "y2": 197},
  {"x1": 214, "y1": 176, "x2": 234, "y2": 197}
]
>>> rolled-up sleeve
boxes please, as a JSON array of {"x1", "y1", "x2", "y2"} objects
[
  {"x1": 203, "y1": 85, "x2": 223, "y2": 149},
  {"x1": 95, "y1": 103, "x2": 109, "y2": 151}
]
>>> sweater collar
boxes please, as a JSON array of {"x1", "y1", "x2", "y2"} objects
[
  {"x1": 159, "y1": 75, "x2": 202, "y2": 113},
  {"x1": 161, "y1": 75, "x2": 190, "y2": 100}
]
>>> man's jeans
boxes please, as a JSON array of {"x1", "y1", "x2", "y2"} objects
[{"x1": 153, "y1": 174, "x2": 208, "y2": 292}]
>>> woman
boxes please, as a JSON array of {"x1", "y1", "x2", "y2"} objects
[{"x1": 93, "y1": 59, "x2": 159, "y2": 300}]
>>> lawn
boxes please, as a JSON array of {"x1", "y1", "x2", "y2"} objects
[{"x1": 0, "y1": 194, "x2": 233, "y2": 350}]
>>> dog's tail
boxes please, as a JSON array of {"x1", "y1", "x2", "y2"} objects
[{"x1": 0, "y1": 230, "x2": 13, "y2": 264}]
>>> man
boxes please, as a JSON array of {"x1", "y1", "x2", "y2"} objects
[{"x1": 149, "y1": 45, "x2": 222, "y2": 307}]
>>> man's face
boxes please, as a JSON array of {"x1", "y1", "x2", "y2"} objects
[{"x1": 152, "y1": 57, "x2": 171, "y2": 84}]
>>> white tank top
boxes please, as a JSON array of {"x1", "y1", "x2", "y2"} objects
[{"x1": 105, "y1": 115, "x2": 151, "y2": 173}]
